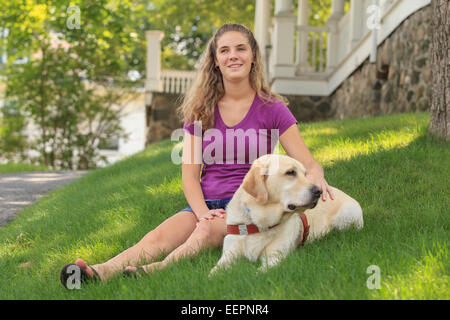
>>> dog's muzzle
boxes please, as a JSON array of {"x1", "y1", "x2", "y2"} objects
[
  {"x1": 308, "y1": 185, "x2": 322, "y2": 208},
  {"x1": 287, "y1": 186, "x2": 322, "y2": 211}
]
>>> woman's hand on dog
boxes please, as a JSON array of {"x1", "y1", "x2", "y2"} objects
[
  {"x1": 305, "y1": 165, "x2": 334, "y2": 201},
  {"x1": 198, "y1": 209, "x2": 226, "y2": 222}
]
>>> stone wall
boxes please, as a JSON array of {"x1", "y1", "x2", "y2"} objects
[
  {"x1": 283, "y1": 95, "x2": 333, "y2": 122},
  {"x1": 146, "y1": 92, "x2": 184, "y2": 144},
  {"x1": 329, "y1": 4, "x2": 432, "y2": 119}
]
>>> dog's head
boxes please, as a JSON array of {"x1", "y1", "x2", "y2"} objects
[{"x1": 242, "y1": 154, "x2": 321, "y2": 211}]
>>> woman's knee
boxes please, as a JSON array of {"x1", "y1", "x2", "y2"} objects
[
  {"x1": 194, "y1": 219, "x2": 225, "y2": 246},
  {"x1": 195, "y1": 219, "x2": 213, "y2": 239}
]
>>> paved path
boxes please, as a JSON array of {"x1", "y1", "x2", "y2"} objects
[{"x1": 0, "y1": 171, "x2": 88, "y2": 227}]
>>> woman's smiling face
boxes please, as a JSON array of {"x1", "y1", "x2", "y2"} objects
[{"x1": 215, "y1": 31, "x2": 254, "y2": 83}]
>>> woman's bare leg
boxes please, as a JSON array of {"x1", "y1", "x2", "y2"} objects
[
  {"x1": 125, "y1": 216, "x2": 227, "y2": 274},
  {"x1": 75, "y1": 211, "x2": 198, "y2": 281}
]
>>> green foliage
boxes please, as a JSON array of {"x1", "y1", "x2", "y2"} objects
[
  {"x1": 0, "y1": 0, "x2": 142, "y2": 169},
  {"x1": 305, "y1": 0, "x2": 333, "y2": 26},
  {"x1": 145, "y1": 0, "x2": 256, "y2": 70},
  {"x1": 0, "y1": 99, "x2": 28, "y2": 161}
]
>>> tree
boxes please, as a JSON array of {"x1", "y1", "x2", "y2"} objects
[
  {"x1": 0, "y1": 0, "x2": 142, "y2": 169},
  {"x1": 429, "y1": 0, "x2": 449, "y2": 140},
  {"x1": 146, "y1": 0, "x2": 256, "y2": 70},
  {"x1": 0, "y1": 99, "x2": 28, "y2": 162}
]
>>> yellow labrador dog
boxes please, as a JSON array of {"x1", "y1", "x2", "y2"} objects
[{"x1": 210, "y1": 154, "x2": 363, "y2": 275}]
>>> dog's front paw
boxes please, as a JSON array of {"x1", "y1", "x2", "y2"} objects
[
  {"x1": 257, "y1": 264, "x2": 269, "y2": 273},
  {"x1": 208, "y1": 266, "x2": 219, "y2": 278}
]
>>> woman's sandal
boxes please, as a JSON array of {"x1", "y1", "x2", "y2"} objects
[
  {"x1": 122, "y1": 266, "x2": 146, "y2": 278},
  {"x1": 60, "y1": 263, "x2": 100, "y2": 289}
]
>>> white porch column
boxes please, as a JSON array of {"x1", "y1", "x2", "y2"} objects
[
  {"x1": 326, "y1": 0, "x2": 346, "y2": 70},
  {"x1": 275, "y1": 0, "x2": 292, "y2": 12},
  {"x1": 271, "y1": 0, "x2": 296, "y2": 78},
  {"x1": 254, "y1": 0, "x2": 271, "y2": 75},
  {"x1": 145, "y1": 30, "x2": 164, "y2": 92},
  {"x1": 296, "y1": 0, "x2": 310, "y2": 71},
  {"x1": 349, "y1": 0, "x2": 364, "y2": 50}
]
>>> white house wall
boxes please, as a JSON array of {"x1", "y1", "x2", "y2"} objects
[{"x1": 98, "y1": 93, "x2": 146, "y2": 167}]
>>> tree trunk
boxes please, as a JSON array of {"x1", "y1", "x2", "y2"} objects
[{"x1": 429, "y1": 0, "x2": 450, "y2": 140}]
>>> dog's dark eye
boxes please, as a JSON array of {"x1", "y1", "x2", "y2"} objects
[{"x1": 286, "y1": 170, "x2": 297, "y2": 177}]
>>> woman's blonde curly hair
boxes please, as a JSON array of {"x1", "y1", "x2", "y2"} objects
[{"x1": 177, "y1": 23, "x2": 288, "y2": 131}]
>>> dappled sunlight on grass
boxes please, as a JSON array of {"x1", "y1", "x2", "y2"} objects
[
  {"x1": 371, "y1": 243, "x2": 449, "y2": 299},
  {"x1": 297, "y1": 113, "x2": 429, "y2": 166},
  {"x1": 145, "y1": 175, "x2": 183, "y2": 197},
  {"x1": 299, "y1": 126, "x2": 340, "y2": 137},
  {"x1": 277, "y1": 119, "x2": 426, "y2": 167},
  {"x1": 312, "y1": 128, "x2": 421, "y2": 165},
  {"x1": 0, "y1": 232, "x2": 35, "y2": 260},
  {"x1": 94, "y1": 209, "x2": 140, "y2": 239},
  {"x1": 22, "y1": 207, "x2": 52, "y2": 224},
  {"x1": 133, "y1": 139, "x2": 177, "y2": 160}
]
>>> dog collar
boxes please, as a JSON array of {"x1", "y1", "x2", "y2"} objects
[
  {"x1": 227, "y1": 213, "x2": 309, "y2": 242},
  {"x1": 227, "y1": 204, "x2": 279, "y2": 235},
  {"x1": 226, "y1": 223, "x2": 279, "y2": 235},
  {"x1": 299, "y1": 213, "x2": 309, "y2": 246},
  {"x1": 227, "y1": 212, "x2": 309, "y2": 245}
]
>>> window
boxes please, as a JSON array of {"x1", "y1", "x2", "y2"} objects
[{"x1": 98, "y1": 137, "x2": 120, "y2": 151}]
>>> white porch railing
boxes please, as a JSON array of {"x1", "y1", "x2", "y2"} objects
[
  {"x1": 269, "y1": 0, "x2": 430, "y2": 96},
  {"x1": 296, "y1": 25, "x2": 329, "y2": 74},
  {"x1": 145, "y1": 30, "x2": 196, "y2": 95},
  {"x1": 160, "y1": 69, "x2": 196, "y2": 94},
  {"x1": 294, "y1": 0, "x2": 399, "y2": 76}
]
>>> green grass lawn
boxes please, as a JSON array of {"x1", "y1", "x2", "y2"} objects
[
  {"x1": 0, "y1": 163, "x2": 49, "y2": 174},
  {"x1": 0, "y1": 112, "x2": 448, "y2": 299}
]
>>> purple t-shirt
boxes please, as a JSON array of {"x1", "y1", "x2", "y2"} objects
[{"x1": 183, "y1": 94, "x2": 298, "y2": 200}]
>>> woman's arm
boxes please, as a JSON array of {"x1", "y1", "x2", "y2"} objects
[
  {"x1": 182, "y1": 132, "x2": 222, "y2": 220},
  {"x1": 279, "y1": 124, "x2": 334, "y2": 201}
]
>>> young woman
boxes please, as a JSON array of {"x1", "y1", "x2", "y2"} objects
[{"x1": 60, "y1": 23, "x2": 334, "y2": 286}]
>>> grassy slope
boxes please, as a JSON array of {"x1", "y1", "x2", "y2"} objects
[{"x1": 0, "y1": 112, "x2": 448, "y2": 299}]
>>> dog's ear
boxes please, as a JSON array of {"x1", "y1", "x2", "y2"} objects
[{"x1": 242, "y1": 164, "x2": 269, "y2": 204}]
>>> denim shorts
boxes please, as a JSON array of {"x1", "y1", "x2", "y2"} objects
[{"x1": 179, "y1": 198, "x2": 232, "y2": 216}]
